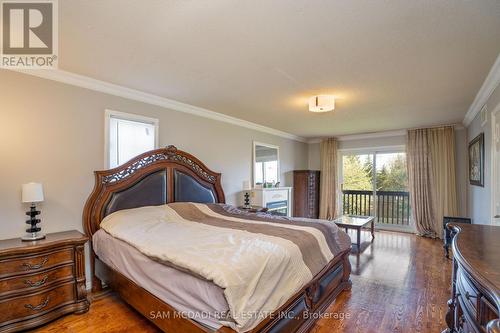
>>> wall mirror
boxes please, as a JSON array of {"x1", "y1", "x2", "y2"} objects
[{"x1": 253, "y1": 142, "x2": 280, "y2": 187}]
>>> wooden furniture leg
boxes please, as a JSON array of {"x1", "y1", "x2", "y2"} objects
[
  {"x1": 356, "y1": 227, "x2": 361, "y2": 252},
  {"x1": 371, "y1": 219, "x2": 375, "y2": 240},
  {"x1": 443, "y1": 243, "x2": 450, "y2": 258}
]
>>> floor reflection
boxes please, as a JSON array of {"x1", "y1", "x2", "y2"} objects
[{"x1": 346, "y1": 229, "x2": 413, "y2": 284}]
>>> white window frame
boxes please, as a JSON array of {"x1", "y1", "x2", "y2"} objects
[{"x1": 104, "y1": 109, "x2": 159, "y2": 169}]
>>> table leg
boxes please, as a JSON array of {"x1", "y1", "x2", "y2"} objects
[
  {"x1": 356, "y1": 228, "x2": 361, "y2": 252},
  {"x1": 371, "y1": 220, "x2": 375, "y2": 240}
]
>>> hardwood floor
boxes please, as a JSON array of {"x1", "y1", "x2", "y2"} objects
[
  {"x1": 311, "y1": 230, "x2": 451, "y2": 333},
  {"x1": 33, "y1": 230, "x2": 451, "y2": 333}
]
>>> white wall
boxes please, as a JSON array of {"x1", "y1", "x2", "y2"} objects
[{"x1": 467, "y1": 82, "x2": 500, "y2": 224}]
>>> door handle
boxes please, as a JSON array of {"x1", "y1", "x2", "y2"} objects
[{"x1": 495, "y1": 215, "x2": 500, "y2": 218}]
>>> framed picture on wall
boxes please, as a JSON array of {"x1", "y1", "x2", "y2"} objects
[{"x1": 469, "y1": 133, "x2": 484, "y2": 187}]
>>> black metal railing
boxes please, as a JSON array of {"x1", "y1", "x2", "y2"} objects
[{"x1": 342, "y1": 190, "x2": 411, "y2": 226}]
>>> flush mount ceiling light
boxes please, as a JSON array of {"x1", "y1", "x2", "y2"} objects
[{"x1": 308, "y1": 95, "x2": 335, "y2": 112}]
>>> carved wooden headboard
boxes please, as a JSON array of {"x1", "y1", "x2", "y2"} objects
[{"x1": 82, "y1": 145, "x2": 225, "y2": 237}]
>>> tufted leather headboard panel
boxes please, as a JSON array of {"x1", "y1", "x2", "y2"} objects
[
  {"x1": 104, "y1": 170, "x2": 167, "y2": 217},
  {"x1": 173, "y1": 170, "x2": 216, "y2": 203}
]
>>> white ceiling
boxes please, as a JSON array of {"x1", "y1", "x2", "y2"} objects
[{"x1": 59, "y1": 0, "x2": 500, "y2": 138}]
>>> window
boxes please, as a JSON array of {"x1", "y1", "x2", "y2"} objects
[
  {"x1": 105, "y1": 110, "x2": 159, "y2": 168},
  {"x1": 255, "y1": 162, "x2": 264, "y2": 184},
  {"x1": 254, "y1": 160, "x2": 278, "y2": 185},
  {"x1": 263, "y1": 160, "x2": 278, "y2": 184}
]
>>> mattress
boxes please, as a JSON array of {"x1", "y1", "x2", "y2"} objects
[{"x1": 92, "y1": 229, "x2": 230, "y2": 330}]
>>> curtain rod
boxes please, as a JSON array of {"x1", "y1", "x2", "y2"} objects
[{"x1": 407, "y1": 123, "x2": 463, "y2": 131}]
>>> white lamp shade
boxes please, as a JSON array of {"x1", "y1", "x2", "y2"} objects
[
  {"x1": 309, "y1": 95, "x2": 335, "y2": 112},
  {"x1": 22, "y1": 183, "x2": 44, "y2": 203},
  {"x1": 242, "y1": 180, "x2": 252, "y2": 191}
]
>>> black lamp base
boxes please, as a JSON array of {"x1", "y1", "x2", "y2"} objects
[
  {"x1": 244, "y1": 192, "x2": 251, "y2": 209},
  {"x1": 22, "y1": 204, "x2": 44, "y2": 242}
]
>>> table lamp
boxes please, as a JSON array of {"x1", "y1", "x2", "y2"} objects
[
  {"x1": 243, "y1": 180, "x2": 251, "y2": 209},
  {"x1": 21, "y1": 183, "x2": 46, "y2": 241}
]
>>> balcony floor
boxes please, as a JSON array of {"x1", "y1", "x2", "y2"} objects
[{"x1": 34, "y1": 230, "x2": 451, "y2": 333}]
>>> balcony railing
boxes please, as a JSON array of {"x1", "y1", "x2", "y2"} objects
[{"x1": 342, "y1": 190, "x2": 411, "y2": 226}]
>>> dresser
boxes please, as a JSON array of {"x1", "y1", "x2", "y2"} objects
[
  {"x1": 0, "y1": 230, "x2": 89, "y2": 332},
  {"x1": 443, "y1": 224, "x2": 499, "y2": 333},
  {"x1": 293, "y1": 170, "x2": 320, "y2": 218},
  {"x1": 250, "y1": 187, "x2": 292, "y2": 217}
]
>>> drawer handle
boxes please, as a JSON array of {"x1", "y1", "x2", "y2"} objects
[
  {"x1": 24, "y1": 275, "x2": 48, "y2": 287},
  {"x1": 25, "y1": 296, "x2": 50, "y2": 311},
  {"x1": 22, "y1": 257, "x2": 48, "y2": 270},
  {"x1": 465, "y1": 291, "x2": 477, "y2": 300}
]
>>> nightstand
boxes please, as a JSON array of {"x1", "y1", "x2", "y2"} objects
[{"x1": 0, "y1": 230, "x2": 89, "y2": 332}]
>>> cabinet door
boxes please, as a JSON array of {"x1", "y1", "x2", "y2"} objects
[{"x1": 293, "y1": 172, "x2": 308, "y2": 217}]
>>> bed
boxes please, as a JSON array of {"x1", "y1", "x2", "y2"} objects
[{"x1": 83, "y1": 145, "x2": 352, "y2": 333}]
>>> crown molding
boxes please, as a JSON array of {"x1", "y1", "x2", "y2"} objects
[
  {"x1": 9, "y1": 68, "x2": 307, "y2": 143},
  {"x1": 463, "y1": 53, "x2": 500, "y2": 126}
]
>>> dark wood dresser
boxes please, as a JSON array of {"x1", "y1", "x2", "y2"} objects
[
  {"x1": 0, "y1": 230, "x2": 89, "y2": 332},
  {"x1": 444, "y1": 224, "x2": 499, "y2": 333},
  {"x1": 293, "y1": 170, "x2": 320, "y2": 218}
]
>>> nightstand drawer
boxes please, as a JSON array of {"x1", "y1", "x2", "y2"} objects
[
  {"x1": 0, "y1": 265, "x2": 74, "y2": 298},
  {"x1": 0, "y1": 249, "x2": 73, "y2": 278},
  {"x1": 264, "y1": 189, "x2": 289, "y2": 202},
  {"x1": 0, "y1": 282, "x2": 75, "y2": 324}
]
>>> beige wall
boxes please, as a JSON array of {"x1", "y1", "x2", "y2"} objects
[{"x1": 0, "y1": 70, "x2": 308, "y2": 242}]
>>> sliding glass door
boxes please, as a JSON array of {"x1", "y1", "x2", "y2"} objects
[{"x1": 340, "y1": 148, "x2": 412, "y2": 231}]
